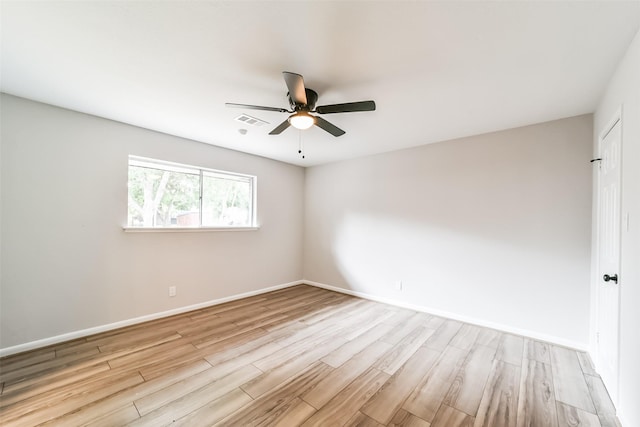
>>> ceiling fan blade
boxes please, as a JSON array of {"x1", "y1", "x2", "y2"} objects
[
  {"x1": 225, "y1": 103, "x2": 289, "y2": 113},
  {"x1": 269, "y1": 119, "x2": 291, "y2": 135},
  {"x1": 315, "y1": 116, "x2": 345, "y2": 137},
  {"x1": 283, "y1": 71, "x2": 307, "y2": 105},
  {"x1": 316, "y1": 100, "x2": 376, "y2": 114}
]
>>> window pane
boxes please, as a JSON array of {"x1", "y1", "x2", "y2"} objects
[
  {"x1": 127, "y1": 165, "x2": 200, "y2": 227},
  {"x1": 202, "y1": 173, "x2": 252, "y2": 227},
  {"x1": 127, "y1": 156, "x2": 256, "y2": 229}
]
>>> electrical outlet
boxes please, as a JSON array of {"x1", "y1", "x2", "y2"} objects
[
  {"x1": 168, "y1": 286, "x2": 177, "y2": 297},
  {"x1": 394, "y1": 280, "x2": 403, "y2": 291}
]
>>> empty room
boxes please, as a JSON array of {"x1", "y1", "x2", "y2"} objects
[{"x1": 1, "y1": 1, "x2": 639, "y2": 426}]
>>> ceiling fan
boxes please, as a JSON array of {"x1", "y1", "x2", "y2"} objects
[{"x1": 226, "y1": 71, "x2": 376, "y2": 137}]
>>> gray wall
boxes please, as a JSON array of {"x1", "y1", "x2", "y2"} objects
[
  {"x1": 0, "y1": 94, "x2": 305, "y2": 349},
  {"x1": 304, "y1": 115, "x2": 593, "y2": 348}
]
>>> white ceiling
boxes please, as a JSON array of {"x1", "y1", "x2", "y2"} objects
[{"x1": 2, "y1": 1, "x2": 639, "y2": 166}]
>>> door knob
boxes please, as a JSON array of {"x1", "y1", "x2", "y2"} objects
[{"x1": 603, "y1": 274, "x2": 618, "y2": 284}]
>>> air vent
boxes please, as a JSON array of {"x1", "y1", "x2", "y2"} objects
[{"x1": 235, "y1": 114, "x2": 269, "y2": 127}]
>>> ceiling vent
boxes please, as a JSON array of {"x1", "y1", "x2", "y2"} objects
[{"x1": 235, "y1": 114, "x2": 268, "y2": 127}]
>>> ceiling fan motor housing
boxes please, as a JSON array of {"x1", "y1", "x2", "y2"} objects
[{"x1": 289, "y1": 88, "x2": 318, "y2": 111}]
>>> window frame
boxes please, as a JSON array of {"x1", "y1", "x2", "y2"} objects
[{"x1": 124, "y1": 155, "x2": 258, "y2": 232}]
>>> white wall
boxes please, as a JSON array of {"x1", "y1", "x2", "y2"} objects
[
  {"x1": 593, "y1": 29, "x2": 640, "y2": 427},
  {"x1": 304, "y1": 115, "x2": 593, "y2": 348},
  {"x1": 0, "y1": 94, "x2": 304, "y2": 350}
]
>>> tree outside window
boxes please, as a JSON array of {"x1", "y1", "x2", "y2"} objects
[{"x1": 127, "y1": 157, "x2": 255, "y2": 228}]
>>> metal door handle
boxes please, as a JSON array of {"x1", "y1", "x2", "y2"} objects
[{"x1": 603, "y1": 274, "x2": 618, "y2": 284}]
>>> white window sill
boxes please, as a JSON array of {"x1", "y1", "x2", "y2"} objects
[{"x1": 123, "y1": 226, "x2": 260, "y2": 233}]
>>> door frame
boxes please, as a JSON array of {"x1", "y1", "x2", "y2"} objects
[{"x1": 593, "y1": 106, "x2": 623, "y2": 405}]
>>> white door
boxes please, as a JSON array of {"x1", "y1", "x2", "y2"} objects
[{"x1": 596, "y1": 117, "x2": 621, "y2": 405}]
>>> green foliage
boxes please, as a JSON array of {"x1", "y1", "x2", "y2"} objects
[
  {"x1": 127, "y1": 165, "x2": 251, "y2": 227},
  {"x1": 202, "y1": 175, "x2": 251, "y2": 226}
]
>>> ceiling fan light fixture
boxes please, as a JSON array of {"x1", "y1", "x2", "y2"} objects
[{"x1": 288, "y1": 112, "x2": 315, "y2": 130}]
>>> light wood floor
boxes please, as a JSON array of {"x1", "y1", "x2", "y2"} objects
[{"x1": 0, "y1": 285, "x2": 618, "y2": 427}]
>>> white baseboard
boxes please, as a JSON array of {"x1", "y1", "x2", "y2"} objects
[
  {"x1": 304, "y1": 280, "x2": 589, "y2": 351},
  {"x1": 1, "y1": 278, "x2": 588, "y2": 357},
  {"x1": 0, "y1": 280, "x2": 304, "y2": 358}
]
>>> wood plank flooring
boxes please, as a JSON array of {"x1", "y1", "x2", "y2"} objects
[{"x1": 0, "y1": 285, "x2": 619, "y2": 426}]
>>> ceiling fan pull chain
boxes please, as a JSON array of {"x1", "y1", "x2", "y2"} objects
[{"x1": 299, "y1": 131, "x2": 305, "y2": 159}]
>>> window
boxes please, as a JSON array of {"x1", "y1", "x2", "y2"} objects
[{"x1": 127, "y1": 156, "x2": 256, "y2": 229}]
